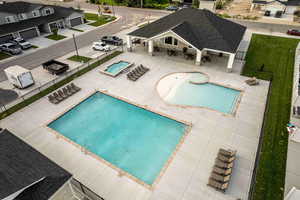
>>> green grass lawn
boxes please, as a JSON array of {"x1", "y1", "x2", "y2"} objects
[
  {"x1": 70, "y1": 27, "x2": 84, "y2": 32},
  {"x1": 0, "y1": 52, "x2": 11, "y2": 60},
  {"x1": 84, "y1": 13, "x2": 116, "y2": 27},
  {"x1": 242, "y1": 34, "x2": 299, "y2": 200},
  {"x1": 46, "y1": 34, "x2": 67, "y2": 41},
  {"x1": 31, "y1": 45, "x2": 39, "y2": 49},
  {"x1": 0, "y1": 51, "x2": 122, "y2": 120},
  {"x1": 68, "y1": 55, "x2": 92, "y2": 63}
]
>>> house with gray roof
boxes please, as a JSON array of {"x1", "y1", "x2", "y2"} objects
[
  {"x1": 127, "y1": 8, "x2": 246, "y2": 72},
  {"x1": 0, "y1": 129, "x2": 72, "y2": 200},
  {"x1": 0, "y1": 1, "x2": 84, "y2": 43},
  {"x1": 0, "y1": 129, "x2": 105, "y2": 200},
  {"x1": 250, "y1": 0, "x2": 300, "y2": 15}
]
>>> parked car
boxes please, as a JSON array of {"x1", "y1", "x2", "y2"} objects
[
  {"x1": 101, "y1": 36, "x2": 123, "y2": 46},
  {"x1": 275, "y1": 11, "x2": 283, "y2": 18},
  {"x1": 11, "y1": 38, "x2": 32, "y2": 50},
  {"x1": 166, "y1": 5, "x2": 179, "y2": 11},
  {"x1": 264, "y1": 10, "x2": 271, "y2": 16},
  {"x1": 0, "y1": 43, "x2": 22, "y2": 55},
  {"x1": 181, "y1": 5, "x2": 189, "y2": 9},
  {"x1": 287, "y1": 29, "x2": 300, "y2": 36},
  {"x1": 92, "y1": 41, "x2": 111, "y2": 51}
]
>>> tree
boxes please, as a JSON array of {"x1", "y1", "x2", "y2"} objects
[{"x1": 192, "y1": 0, "x2": 199, "y2": 8}]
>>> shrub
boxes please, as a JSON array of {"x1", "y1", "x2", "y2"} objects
[
  {"x1": 192, "y1": 0, "x2": 199, "y2": 8},
  {"x1": 294, "y1": 10, "x2": 300, "y2": 17},
  {"x1": 216, "y1": 1, "x2": 224, "y2": 9},
  {"x1": 52, "y1": 28, "x2": 58, "y2": 35}
]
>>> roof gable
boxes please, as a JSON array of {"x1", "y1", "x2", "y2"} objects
[
  {"x1": 0, "y1": 129, "x2": 71, "y2": 199},
  {"x1": 129, "y1": 8, "x2": 246, "y2": 53}
]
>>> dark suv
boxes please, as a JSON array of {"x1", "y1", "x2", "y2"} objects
[{"x1": 101, "y1": 36, "x2": 123, "y2": 46}]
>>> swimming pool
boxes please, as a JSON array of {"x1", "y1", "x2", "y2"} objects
[
  {"x1": 101, "y1": 61, "x2": 132, "y2": 77},
  {"x1": 48, "y1": 92, "x2": 188, "y2": 186},
  {"x1": 157, "y1": 72, "x2": 241, "y2": 114}
]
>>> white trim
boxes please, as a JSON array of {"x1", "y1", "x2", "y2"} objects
[
  {"x1": 48, "y1": 177, "x2": 73, "y2": 200},
  {"x1": 203, "y1": 47, "x2": 233, "y2": 55},
  {"x1": 2, "y1": 177, "x2": 45, "y2": 200},
  {"x1": 145, "y1": 29, "x2": 200, "y2": 51}
]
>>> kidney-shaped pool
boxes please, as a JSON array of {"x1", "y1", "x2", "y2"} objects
[{"x1": 156, "y1": 72, "x2": 241, "y2": 114}]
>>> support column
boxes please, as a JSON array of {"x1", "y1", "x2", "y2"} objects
[
  {"x1": 126, "y1": 35, "x2": 132, "y2": 52},
  {"x1": 148, "y1": 40, "x2": 153, "y2": 56},
  {"x1": 250, "y1": 3, "x2": 254, "y2": 12},
  {"x1": 196, "y1": 50, "x2": 202, "y2": 66},
  {"x1": 227, "y1": 53, "x2": 235, "y2": 73}
]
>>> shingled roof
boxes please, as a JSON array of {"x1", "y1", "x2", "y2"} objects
[
  {"x1": 0, "y1": 2, "x2": 83, "y2": 35},
  {"x1": 0, "y1": 1, "x2": 43, "y2": 14},
  {"x1": 0, "y1": 129, "x2": 72, "y2": 200},
  {"x1": 129, "y1": 8, "x2": 246, "y2": 53}
]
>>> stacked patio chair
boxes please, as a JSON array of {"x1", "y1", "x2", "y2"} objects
[
  {"x1": 48, "y1": 83, "x2": 81, "y2": 104},
  {"x1": 127, "y1": 65, "x2": 149, "y2": 81},
  {"x1": 207, "y1": 148, "x2": 237, "y2": 193}
]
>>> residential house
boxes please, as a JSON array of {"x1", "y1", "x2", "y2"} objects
[
  {"x1": 126, "y1": 8, "x2": 246, "y2": 72},
  {"x1": 0, "y1": 129, "x2": 105, "y2": 200},
  {"x1": 250, "y1": 0, "x2": 300, "y2": 15},
  {"x1": 0, "y1": 1, "x2": 84, "y2": 43}
]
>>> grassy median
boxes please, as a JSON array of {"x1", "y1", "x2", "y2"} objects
[
  {"x1": 85, "y1": 13, "x2": 116, "y2": 27},
  {"x1": 0, "y1": 51, "x2": 122, "y2": 120},
  {"x1": 0, "y1": 52, "x2": 11, "y2": 60},
  {"x1": 68, "y1": 55, "x2": 92, "y2": 63},
  {"x1": 242, "y1": 34, "x2": 299, "y2": 200}
]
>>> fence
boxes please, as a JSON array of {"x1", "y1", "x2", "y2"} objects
[
  {"x1": 0, "y1": 46, "x2": 124, "y2": 114},
  {"x1": 235, "y1": 50, "x2": 246, "y2": 61}
]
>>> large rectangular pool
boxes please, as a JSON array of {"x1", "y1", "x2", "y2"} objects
[{"x1": 48, "y1": 92, "x2": 188, "y2": 186}]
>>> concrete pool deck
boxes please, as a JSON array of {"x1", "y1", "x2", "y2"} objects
[{"x1": 0, "y1": 51, "x2": 269, "y2": 200}]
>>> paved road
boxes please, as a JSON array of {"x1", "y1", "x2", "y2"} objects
[{"x1": 0, "y1": 1, "x2": 167, "y2": 81}]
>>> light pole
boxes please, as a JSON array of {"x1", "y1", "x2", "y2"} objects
[
  {"x1": 141, "y1": 0, "x2": 143, "y2": 8},
  {"x1": 73, "y1": 34, "x2": 79, "y2": 57}
]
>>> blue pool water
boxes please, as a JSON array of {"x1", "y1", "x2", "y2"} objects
[
  {"x1": 48, "y1": 92, "x2": 187, "y2": 185},
  {"x1": 163, "y1": 73, "x2": 240, "y2": 114},
  {"x1": 105, "y1": 61, "x2": 130, "y2": 75}
]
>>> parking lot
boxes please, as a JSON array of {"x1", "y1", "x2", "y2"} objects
[
  {"x1": 0, "y1": 16, "x2": 117, "y2": 64},
  {"x1": 0, "y1": 26, "x2": 132, "y2": 100}
]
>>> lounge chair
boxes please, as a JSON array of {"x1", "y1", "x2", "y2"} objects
[
  {"x1": 245, "y1": 77, "x2": 259, "y2": 86},
  {"x1": 58, "y1": 89, "x2": 67, "y2": 99},
  {"x1": 217, "y1": 152, "x2": 236, "y2": 163},
  {"x1": 213, "y1": 165, "x2": 232, "y2": 175},
  {"x1": 70, "y1": 83, "x2": 81, "y2": 92},
  {"x1": 127, "y1": 74, "x2": 138, "y2": 81},
  {"x1": 219, "y1": 148, "x2": 237, "y2": 157},
  {"x1": 215, "y1": 159, "x2": 234, "y2": 169},
  {"x1": 210, "y1": 172, "x2": 231, "y2": 182},
  {"x1": 207, "y1": 178, "x2": 228, "y2": 192},
  {"x1": 53, "y1": 92, "x2": 63, "y2": 101},
  {"x1": 63, "y1": 87, "x2": 72, "y2": 96},
  {"x1": 67, "y1": 85, "x2": 77, "y2": 94},
  {"x1": 48, "y1": 94, "x2": 59, "y2": 104}
]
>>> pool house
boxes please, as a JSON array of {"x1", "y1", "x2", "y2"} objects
[{"x1": 126, "y1": 8, "x2": 246, "y2": 72}]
